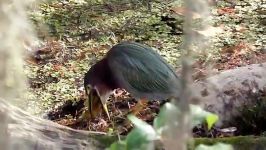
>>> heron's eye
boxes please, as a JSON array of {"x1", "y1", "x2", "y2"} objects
[
  {"x1": 85, "y1": 85, "x2": 92, "y2": 95},
  {"x1": 87, "y1": 85, "x2": 92, "y2": 89}
]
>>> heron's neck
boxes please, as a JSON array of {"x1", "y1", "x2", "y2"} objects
[
  {"x1": 94, "y1": 58, "x2": 119, "y2": 90},
  {"x1": 95, "y1": 85, "x2": 114, "y2": 104}
]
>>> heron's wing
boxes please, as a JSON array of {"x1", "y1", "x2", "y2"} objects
[{"x1": 107, "y1": 42, "x2": 180, "y2": 94}]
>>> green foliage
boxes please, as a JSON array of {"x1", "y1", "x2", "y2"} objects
[
  {"x1": 190, "y1": 105, "x2": 219, "y2": 130},
  {"x1": 109, "y1": 115, "x2": 157, "y2": 150},
  {"x1": 126, "y1": 115, "x2": 157, "y2": 150},
  {"x1": 194, "y1": 136, "x2": 266, "y2": 150},
  {"x1": 153, "y1": 102, "x2": 180, "y2": 135},
  {"x1": 109, "y1": 103, "x2": 224, "y2": 150},
  {"x1": 109, "y1": 141, "x2": 127, "y2": 150},
  {"x1": 229, "y1": 92, "x2": 266, "y2": 135}
]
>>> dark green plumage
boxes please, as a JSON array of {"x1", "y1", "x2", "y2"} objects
[
  {"x1": 84, "y1": 41, "x2": 181, "y2": 119},
  {"x1": 106, "y1": 42, "x2": 181, "y2": 100}
]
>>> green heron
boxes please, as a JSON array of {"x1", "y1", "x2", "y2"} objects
[{"x1": 84, "y1": 42, "x2": 181, "y2": 119}]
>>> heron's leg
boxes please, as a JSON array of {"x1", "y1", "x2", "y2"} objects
[{"x1": 130, "y1": 99, "x2": 148, "y2": 115}]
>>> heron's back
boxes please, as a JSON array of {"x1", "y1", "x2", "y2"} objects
[{"x1": 106, "y1": 42, "x2": 181, "y2": 100}]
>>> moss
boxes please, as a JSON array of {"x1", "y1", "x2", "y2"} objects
[
  {"x1": 90, "y1": 134, "x2": 121, "y2": 149},
  {"x1": 89, "y1": 135, "x2": 266, "y2": 150},
  {"x1": 194, "y1": 136, "x2": 266, "y2": 150},
  {"x1": 229, "y1": 90, "x2": 266, "y2": 135}
]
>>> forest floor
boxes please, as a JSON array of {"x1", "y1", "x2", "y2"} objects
[{"x1": 24, "y1": 0, "x2": 265, "y2": 137}]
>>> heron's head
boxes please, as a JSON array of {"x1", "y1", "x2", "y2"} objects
[
  {"x1": 83, "y1": 58, "x2": 116, "y2": 120},
  {"x1": 84, "y1": 84, "x2": 110, "y2": 120}
]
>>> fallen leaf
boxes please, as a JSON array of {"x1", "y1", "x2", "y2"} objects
[
  {"x1": 98, "y1": 118, "x2": 108, "y2": 128},
  {"x1": 77, "y1": 51, "x2": 87, "y2": 60},
  {"x1": 217, "y1": 7, "x2": 235, "y2": 16},
  {"x1": 222, "y1": 42, "x2": 254, "y2": 55},
  {"x1": 53, "y1": 64, "x2": 62, "y2": 71},
  {"x1": 25, "y1": 56, "x2": 39, "y2": 65}
]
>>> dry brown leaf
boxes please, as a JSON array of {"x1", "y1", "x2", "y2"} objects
[
  {"x1": 24, "y1": 55, "x2": 41, "y2": 65},
  {"x1": 77, "y1": 51, "x2": 87, "y2": 60},
  {"x1": 53, "y1": 64, "x2": 62, "y2": 71},
  {"x1": 98, "y1": 118, "x2": 108, "y2": 128},
  {"x1": 113, "y1": 89, "x2": 125, "y2": 98},
  {"x1": 222, "y1": 42, "x2": 254, "y2": 55},
  {"x1": 217, "y1": 7, "x2": 235, "y2": 16}
]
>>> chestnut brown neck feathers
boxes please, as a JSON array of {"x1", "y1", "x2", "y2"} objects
[{"x1": 84, "y1": 58, "x2": 119, "y2": 91}]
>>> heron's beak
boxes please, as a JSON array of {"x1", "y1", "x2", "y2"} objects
[
  {"x1": 101, "y1": 101, "x2": 110, "y2": 120},
  {"x1": 85, "y1": 87, "x2": 110, "y2": 120}
]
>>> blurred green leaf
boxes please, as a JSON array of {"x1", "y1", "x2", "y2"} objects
[
  {"x1": 190, "y1": 105, "x2": 219, "y2": 130},
  {"x1": 195, "y1": 143, "x2": 233, "y2": 150},
  {"x1": 206, "y1": 114, "x2": 219, "y2": 130},
  {"x1": 126, "y1": 115, "x2": 157, "y2": 150},
  {"x1": 109, "y1": 141, "x2": 126, "y2": 150},
  {"x1": 154, "y1": 103, "x2": 218, "y2": 133},
  {"x1": 153, "y1": 102, "x2": 180, "y2": 134},
  {"x1": 127, "y1": 115, "x2": 157, "y2": 139}
]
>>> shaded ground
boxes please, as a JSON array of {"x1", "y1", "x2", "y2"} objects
[
  {"x1": 25, "y1": 0, "x2": 266, "y2": 137},
  {"x1": 45, "y1": 89, "x2": 164, "y2": 135}
]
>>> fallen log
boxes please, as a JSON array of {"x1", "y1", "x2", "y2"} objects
[{"x1": 0, "y1": 98, "x2": 112, "y2": 150}]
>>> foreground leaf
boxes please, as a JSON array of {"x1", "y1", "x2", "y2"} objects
[
  {"x1": 153, "y1": 102, "x2": 180, "y2": 134},
  {"x1": 109, "y1": 141, "x2": 126, "y2": 150},
  {"x1": 126, "y1": 115, "x2": 157, "y2": 150},
  {"x1": 190, "y1": 104, "x2": 219, "y2": 129}
]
